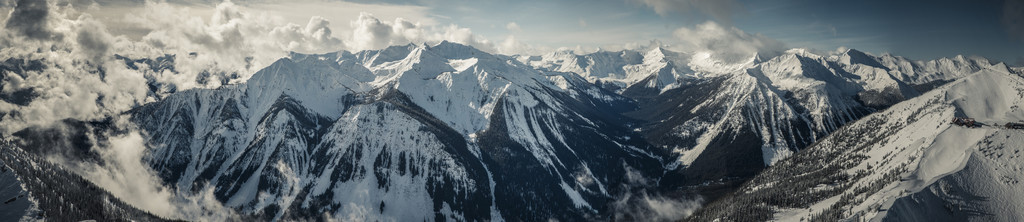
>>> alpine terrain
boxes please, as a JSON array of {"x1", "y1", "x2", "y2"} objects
[{"x1": 4, "y1": 37, "x2": 1020, "y2": 221}]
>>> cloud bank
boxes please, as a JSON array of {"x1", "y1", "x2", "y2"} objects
[
  {"x1": 346, "y1": 12, "x2": 495, "y2": 52},
  {"x1": 0, "y1": 0, "x2": 149, "y2": 133}
]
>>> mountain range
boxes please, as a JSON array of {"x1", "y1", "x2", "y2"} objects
[{"x1": 2, "y1": 41, "x2": 1021, "y2": 221}]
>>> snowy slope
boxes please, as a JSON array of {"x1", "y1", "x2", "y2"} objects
[{"x1": 685, "y1": 68, "x2": 1024, "y2": 221}]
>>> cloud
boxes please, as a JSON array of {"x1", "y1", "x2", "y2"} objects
[
  {"x1": 57, "y1": 119, "x2": 240, "y2": 221},
  {"x1": 611, "y1": 191, "x2": 704, "y2": 221},
  {"x1": 345, "y1": 12, "x2": 499, "y2": 53},
  {"x1": 4, "y1": 0, "x2": 56, "y2": 40},
  {"x1": 118, "y1": 0, "x2": 351, "y2": 91},
  {"x1": 0, "y1": 0, "x2": 151, "y2": 134},
  {"x1": 347, "y1": 12, "x2": 408, "y2": 50},
  {"x1": 631, "y1": 0, "x2": 742, "y2": 22},
  {"x1": 672, "y1": 21, "x2": 786, "y2": 63},
  {"x1": 436, "y1": 24, "x2": 495, "y2": 51},
  {"x1": 75, "y1": 15, "x2": 115, "y2": 63},
  {"x1": 505, "y1": 22, "x2": 520, "y2": 32},
  {"x1": 1004, "y1": 0, "x2": 1024, "y2": 41},
  {"x1": 268, "y1": 16, "x2": 345, "y2": 52},
  {"x1": 610, "y1": 165, "x2": 703, "y2": 221}
]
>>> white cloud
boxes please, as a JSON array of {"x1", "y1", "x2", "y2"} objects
[
  {"x1": 3, "y1": 0, "x2": 56, "y2": 40},
  {"x1": 0, "y1": 0, "x2": 150, "y2": 133},
  {"x1": 672, "y1": 21, "x2": 786, "y2": 63},
  {"x1": 347, "y1": 12, "x2": 410, "y2": 50},
  {"x1": 505, "y1": 22, "x2": 520, "y2": 32},
  {"x1": 268, "y1": 16, "x2": 344, "y2": 52},
  {"x1": 611, "y1": 165, "x2": 704, "y2": 221},
  {"x1": 126, "y1": 1, "x2": 346, "y2": 88},
  {"x1": 436, "y1": 24, "x2": 495, "y2": 51},
  {"x1": 74, "y1": 14, "x2": 115, "y2": 63},
  {"x1": 242, "y1": 0, "x2": 437, "y2": 36},
  {"x1": 611, "y1": 191, "x2": 703, "y2": 221},
  {"x1": 344, "y1": 12, "x2": 499, "y2": 53},
  {"x1": 65, "y1": 121, "x2": 240, "y2": 221}
]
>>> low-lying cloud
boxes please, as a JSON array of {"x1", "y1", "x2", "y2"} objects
[
  {"x1": 611, "y1": 191, "x2": 704, "y2": 222},
  {"x1": 346, "y1": 12, "x2": 496, "y2": 53},
  {"x1": 611, "y1": 166, "x2": 704, "y2": 221},
  {"x1": 673, "y1": 21, "x2": 786, "y2": 63},
  {"x1": 4, "y1": 0, "x2": 55, "y2": 40},
  {"x1": 31, "y1": 118, "x2": 241, "y2": 221}
]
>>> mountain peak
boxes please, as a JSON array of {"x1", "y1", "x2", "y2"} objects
[
  {"x1": 427, "y1": 40, "x2": 490, "y2": 60},
  {"x1": 839, "y1": 48, "x2": 886, "y2": 69},
  {"x1": 750, "y1": 52, "x2": 765, "y2": 64},
  {"x1": 784, "y1": 48, "x2": 821, "y2": 59}
]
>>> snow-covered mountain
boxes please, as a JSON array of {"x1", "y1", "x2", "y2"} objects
[
  {"x1": 128, "y1": 41, "x2": 1013, "y2": 220},
  {"x1": 128, "y1": 41, "x2": 665, "y2": 221},
  {"x1": 607, "y1": 47, "x2": 999, "y2": 201},
  {"x1": 2, "y1": 39, "x2": 1016, "y2": 221},
  {"x1": 686, "y1": 68, "x2": 1024, "y2": 221},
  {"x1": 517, "y1": 46, "x2": 692, "y2": 95}
]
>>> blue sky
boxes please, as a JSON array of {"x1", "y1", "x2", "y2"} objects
[{"x1": 74, "y1": 0, "x2": 1024, "y2": 64}]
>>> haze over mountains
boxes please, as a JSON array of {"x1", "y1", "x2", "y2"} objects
[{"x1": 1, "y1": 0, "x2": 1024, "y2": 221}]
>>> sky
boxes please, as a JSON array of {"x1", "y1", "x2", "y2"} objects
[{"x1": 10, "y1": 0, "x2": 1018, "y2": 64}]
